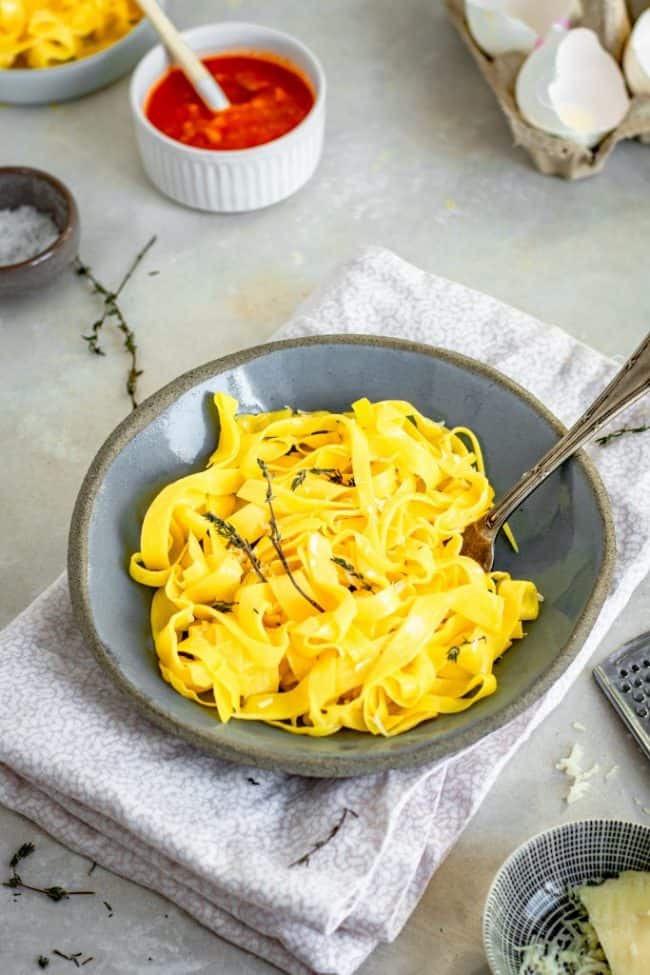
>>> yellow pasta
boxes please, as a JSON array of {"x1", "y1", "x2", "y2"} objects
[
  {"x1": 130, "y1": 395, "x2": 540, "y2": 737},
  {"x1": 0, "y1": 0, "x2": 141, "y2": 69}
]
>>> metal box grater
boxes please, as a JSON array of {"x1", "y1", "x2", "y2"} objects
[{"x1": 594, "y1": 631, "x2": 650, "y2": 762}]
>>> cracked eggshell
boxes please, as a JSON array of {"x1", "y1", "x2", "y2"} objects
[
  {"x1": 515, "y1": 26, "x2": 631, "y2": 149},
  {"x1": 464, "y1": 0, "x2": 577, "y2": 57},
  {"x1": 624, "y1": 9, "x2": 650, "y2": 96}
]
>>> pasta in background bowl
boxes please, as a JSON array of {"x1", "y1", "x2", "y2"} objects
[
  {"x1": 0, "y1": 0, "x2": 163, "y2": 103},
  {"x1": 68, "y1": 336, "x2": 614, "y2": 777}
]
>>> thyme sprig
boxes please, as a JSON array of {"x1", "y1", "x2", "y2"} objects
[
  {"x1": 330, "y1": 556, "x2": 372, "y2": 590},
  {"x1": 291, "y1": 468, "x2": 355, "y2": 491},
  {"x1": 596, "y1": 424, "x2": 650, "y2": 447},
  {"x1": 3, "y1": 843, "x2": 95, "y2": 903},
  {"x1": 257, "y1": 459, "x2": 325, "y2": 613},
  {"x1": 203, "y1": 512, "x2": 267, "y2": 583},
  {"x1": 75, "y1": 236, "x2": 156, "y2": 410},
  {"x1": 52, "y1": 950, "x2": 94, "y2": 968},
  {"x1": 289, "y1": 808, "x2": 358, "y2": 867}
]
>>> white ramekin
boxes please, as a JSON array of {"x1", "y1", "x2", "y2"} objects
[{"x1": 130, "y1": 22, "x2": 326, "y2": 213}]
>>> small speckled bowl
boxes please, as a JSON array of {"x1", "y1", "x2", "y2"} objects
[
  {"x1": 483, "y1": 819, "x2": 650, "y2": 975},
  {"x1": 0, "y1": 167, "x2": 80, "y2": 296},
  {"x1": 68, "y1": 336, "x2": 614, "y2": 777},
  {"x1": 0, "y1": 11, "x2": 162, "y2": 105}
]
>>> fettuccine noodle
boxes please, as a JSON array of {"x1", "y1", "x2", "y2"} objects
[
  {"x1": 130, "y1": 395, "x2": 540, "y2": 737},
  {"x1": 0, "y1": 0, "x2": 141, "y2": 69}
]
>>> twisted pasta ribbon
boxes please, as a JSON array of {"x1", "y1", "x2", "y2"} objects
[
  {"x1": 130, "y1": 395, "x2": 540, "y2": 737},
  {"x1": 0, "y1": 0, "x2": 141, "y2": 69}
]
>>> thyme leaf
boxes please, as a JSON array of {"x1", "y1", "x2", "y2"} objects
[
  {"x1": 204, "y1": 513, "x2": 267, "y2": 583},
  {"x1": 447, "y1": 646, "x2": 460, "y2": 662},
  {"x1": 290, "y1": 468, "x2": 354, "y2": 491},
  {"x1": 257, "y1": 459, "x2": 325, "y2": 613},
  {"x1": 37, "y1": 957, "x2": 50, "y2": 969},
  {"x1": 330, "y1": 556, "x2": 372, "y2": 590},
  {"x1": 74, "y1": 235, "x2": 156, "y2": 410},
  {"x1": 289, "y1": 808, "x2": 358, "y2": 867},
  {"x1": 211, "y1": 600, "x2": 236, "y2": 613},
  {"x1": 10, "y1": 842, "x2": 35, "y2": 868},
  {"x1": 596, "y1": 424, "x2": 650, "y2": 446}
]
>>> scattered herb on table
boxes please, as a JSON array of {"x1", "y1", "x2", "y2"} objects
[
  {"x1": 37, "y1": 956, "x2": 50, "y2": 969},
  {"x1": 247, "y1": 777, "x2": 260, "y2": 786},
  {"x1": 103, "y1": 900, "x2": 113, "y2": 918},
  {"x1": 75, "y1": 236, "x2": 157, "y2": 410},
  {"x1": 52, "y1": 949, "x2": 93, "y2": 968},
  {"x1": 3, "y1": 842, "x2": 95, "y2": 903},
  {"x1": 596, "y1": 424, "x2": 649, "y2": 446},
  {"x1": 87, "y1": 861, "x2": 97, "y2": 876},
  {"x1": 257, "y1": 459, "x2": 324, "y2": 612},
  {"x1": 289, "y1": 807, "x2": 358, "y2": 867}
]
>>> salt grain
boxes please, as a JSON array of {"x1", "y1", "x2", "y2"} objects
[{"x1": 0, "y1": 205, "x2": 59, "y2": 266}]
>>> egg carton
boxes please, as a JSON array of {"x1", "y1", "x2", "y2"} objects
[{"x1": 444, "y1": 0, "x2": 650, "y2": 178}]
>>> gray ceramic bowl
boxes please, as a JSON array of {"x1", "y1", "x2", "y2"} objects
[
  {"x1": 68, "y1": 336, "x2": 615, "y2": 777},
  {"x1": 0, "y1": 9, "x2": 162, "y2": 104},
  {"x1": 484, "y1": 819, "x2": 650, "y2": 974},
  {"x1": 0, "y1": 167, "x2": 80, "y2": 296}
]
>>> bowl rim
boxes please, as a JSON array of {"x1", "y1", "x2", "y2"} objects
[
  {"x1": 129, "y1": 21, "x2": 327, "y2": 161},
  {"x1": 68, "y1": 334, "x2": 616, "y2": 777},
  {"x1": 0, "y1": 13, "x2": 153, "y2": 77},
  {"x1": 0, "y1": 166, "x2": 79, "y2": 275},
  {"x1": 482, "y1": 817, "x2": 650, "y2": 975}
]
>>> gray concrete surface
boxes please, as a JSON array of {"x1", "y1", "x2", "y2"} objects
[{"x1": 1, "y1": 1, "x2": 649, "y2": 972}]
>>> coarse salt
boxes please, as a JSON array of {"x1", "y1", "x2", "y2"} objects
[{"x1": 0, "y1": 204, "x2": 59, "y2": 267}]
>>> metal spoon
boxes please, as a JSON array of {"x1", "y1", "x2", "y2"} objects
[
  {"x1": 461, "y1": 331, "x2": 650, "y2": 571},
  {"x1": 137, "y1": 0, "x2": 230, "y2": 112}
]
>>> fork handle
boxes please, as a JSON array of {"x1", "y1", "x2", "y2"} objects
[{"x1": 487, "y1": 331, "x2": 650, "y2": 533}]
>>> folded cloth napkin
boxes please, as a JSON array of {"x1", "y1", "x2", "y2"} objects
[{"x1": 1, "y1": 247, "x2": 649, "y2": 975}]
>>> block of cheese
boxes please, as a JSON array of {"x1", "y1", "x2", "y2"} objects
[{"x1": 578, "y1": 871, "x2": 650, "y2": 975}]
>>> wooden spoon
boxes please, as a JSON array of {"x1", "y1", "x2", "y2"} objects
[
  {"x1": 137, "y1": 0, "x2": 229, "y2": 112},
  {"x1": 462, "y1": 331, "x2": 650, "y2": 571}
]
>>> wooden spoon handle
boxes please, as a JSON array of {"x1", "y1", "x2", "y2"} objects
[{"x1": 137, "y1": 0, "x2": 229, "y2": 110}]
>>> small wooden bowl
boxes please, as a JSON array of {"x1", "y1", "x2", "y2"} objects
[{"x1": 0, "y1": 167, "x2": 80, "y2": 296}]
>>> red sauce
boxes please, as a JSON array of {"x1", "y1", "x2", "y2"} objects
[{"x1": 145, "y1": 52, "x2": 315, "y2": 151}]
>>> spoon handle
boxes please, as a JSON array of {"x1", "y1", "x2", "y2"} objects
[
  {"x1": 487, "y1": 331, "x2": 650, "y2": 532},
  {"x1": 137, "y1": 0, "x2": 229, "y2": 111}
]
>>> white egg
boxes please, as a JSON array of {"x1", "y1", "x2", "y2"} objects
[
  {"x1": 465, "y1": 0, "x2": 577, "y2": 58},
  {"x1": 624, "y1": 9, "x2": 650, "y2": 96},
  {"x1": 515, "y1": 26, "x2": 631, "y2": 149}
]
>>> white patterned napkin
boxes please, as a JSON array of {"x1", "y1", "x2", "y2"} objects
[{"x1": 1, "y1": 248, "x2": 649, "y2": 975}]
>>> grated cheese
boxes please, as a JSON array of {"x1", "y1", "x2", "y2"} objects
[
  {"x1": 556, "y1": 743, "x2": 600, "y2": 805},
  {"x1": 572, "y1": 721, "x2": 586, "y2": 733},
  {"x1": 518, "y1": 916, "x2": 611, "y2": 974}
]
